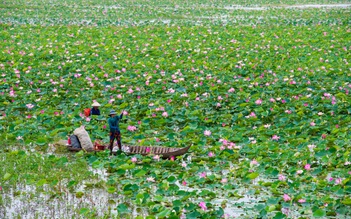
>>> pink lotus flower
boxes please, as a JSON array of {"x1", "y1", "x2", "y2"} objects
[
  {"x1": 255, "y1": 99, "x2": 262, "y2": 105},
  {"x1": 322, "y1": 134, "x2": 327, "y2": 139},
  {"x1": 127, "y1": 126, "x2": 137, "y2": 132},
  {"x1": 153, "y1": 155, "x2": 160, "y2": 161},
  {"x1": 283, "y1": 194, "x2": 291, "y2": 202},
  {"x1": 199, "y1": 202, "x2": 207, "y2": 211},
  {"x1": 272, "y1": 135, "x2": 280, "y2": 141},
  {"x1": 208, "y1": 152, "x2": 215, "y2": 157},
  {"x1": 204, "y1": 130, "x2": 211, "y2": 136},
  {"x1": 221, "y1": 178, "x2": 228, "y2": 183},
  {"x1": 26, "y1": 104, "x2": 34, "y2": 109},
  {"x1": 181, "y1": 162, "x2": 187, "y2": 167},
  {"x1": 304, "y1": 164, "x2": 311, "y2": 170},
  {"x1": 131, "y1": 157, "x2": 137, "y2": 163},
  {"x1": 145, "y1": 147, "x2": 150, "y2": 153},
  {"x1": 182, "y1": 181, "x2": 187, "y2": 186},
  {"x1": 308, "y1": 144, "x2": 316, "y2": 150},
  {"x1": 146, "y1": 177, "x2": 155, "y2": 182},
  {"x1": 278, "y1": 174, "x2": 286, "y2": 181},
  {"x1": 298, "y1": 199, "x2": 306, "y2": 203},
  {"x1": 199, "y1": 172, "x2": 207, "y2": 178},
  {"x1": 335, "y1": 178, "x2": 342, "y2": 185},
  {"x1": 162, "y1": 112, "x2": 168, "y2": 117},
  {"x1": 310, "y1": 122, "x2": 315, "y2": 126},
  {"x1": 251, "y1": 159, "x2": 258, "y2": 165},
  {"x1": 86, "y1": 117, "x2": 91, "y2": 122}
]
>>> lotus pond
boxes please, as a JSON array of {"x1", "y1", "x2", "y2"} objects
[{"x1": 1, "y1": 0, "x2": 351, "y2": 218}]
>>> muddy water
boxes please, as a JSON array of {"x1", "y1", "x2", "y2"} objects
[
  {"x1": 2, "y1": 185, "x2": 114, "y2": 218},
  {"x1": 284, "y1": 4, "x2": 351, "y2": 9},
  {"x1": 1, "y1": 161, "x2": 264, "y2": 218},
  {"x1": 223, "y1": 4, "x2": 351, "y2": 10},
  {"x1": 1, "y1": 167, "x2": 117, "y2": 218}
]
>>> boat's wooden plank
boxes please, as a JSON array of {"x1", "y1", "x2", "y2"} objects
[{"x1": 68, "y1": 145, "x2": 190, "y2": 158}]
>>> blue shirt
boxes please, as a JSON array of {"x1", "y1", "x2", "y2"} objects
[{"x1": 108, "y1": 113, "x2": 123, "y2": 132}]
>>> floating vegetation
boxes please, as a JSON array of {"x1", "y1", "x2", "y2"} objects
[{"x1": 0, "y1": 0, "x2": 351, "y2": 218}]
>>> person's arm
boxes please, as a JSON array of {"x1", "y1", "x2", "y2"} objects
[{"x1": 119, "y1": 111, "x2": 124, "y2": 120}]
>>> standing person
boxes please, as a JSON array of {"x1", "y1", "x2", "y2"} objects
[
  {"x1": 108, "y1": 110, "x2": 124, "y2": 154},
  {"x1": 90, "y1": 102, "x2": 101, "y2": 116}
]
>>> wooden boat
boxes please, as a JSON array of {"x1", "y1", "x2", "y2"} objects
[
  {"x1": 124, "y1": 145, "x2": 191, "y2": 159},
  {"x1": 67, "y1": 145, "x2": 191, "y2": 159},
  {"x1": 66, "y1": 146, "x2": 102, "y2": 152}
]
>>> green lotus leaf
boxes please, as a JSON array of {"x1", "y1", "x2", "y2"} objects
[
  {"x1": 247, "y1": 172, "x2": 259, "y2": 180},
  {"x1": 117, "y1": 203, "x2": 131, "y2": 214},
  {"x1": 3, "y1": 173, "x2": 11, "y2": 181},
  {"x1": 313, "y1": 209, "x2": 326, "y2": 217},
  {"x1": 107, "y1": 187, "x2": 116, "y2": 194},
  {"x1": 36, "y1": 137, "x2": 47, "y2": 146},
  {"x1": 155, "y1": 209, "x2": 171, "y2": 218}
]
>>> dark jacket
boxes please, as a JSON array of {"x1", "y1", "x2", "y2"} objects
[{"x1": 90, "y1": 108, "x2": 100, "y2": 116}]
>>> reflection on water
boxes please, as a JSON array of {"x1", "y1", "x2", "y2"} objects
[{"x1": 2, "y1": 184, "x2": 116, "y2": 218}]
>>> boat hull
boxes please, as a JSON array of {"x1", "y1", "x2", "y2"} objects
[{"x1": 67, "y1": 145, "x2": 191, "y2": 158}]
